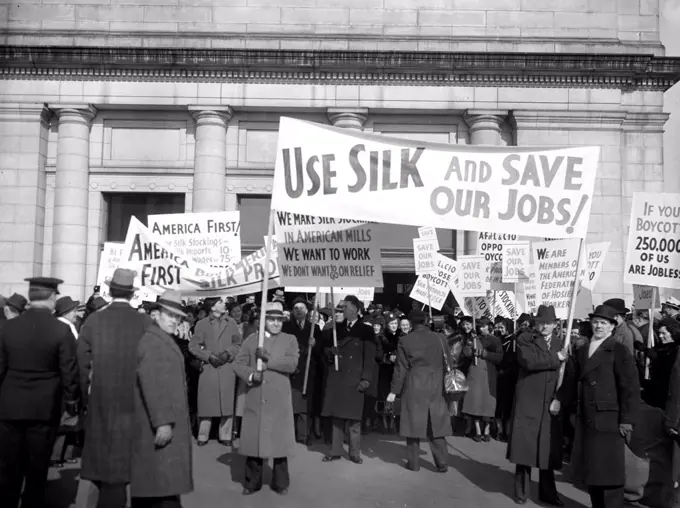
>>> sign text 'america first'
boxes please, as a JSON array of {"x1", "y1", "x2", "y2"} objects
[{"x1": 272, "y1": 117, "x2": 599, "y2": 239}]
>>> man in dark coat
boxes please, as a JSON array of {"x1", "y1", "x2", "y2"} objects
[
  {"x1": 495, "y1": 316, "x2": 519, "y2": 442},
  {"x1": 75, "y1": 269, "x2": 152, "y2": 508},
  {"x1": 507, "y1": 305, "x2": 566, "y2": 506},
  {"x1": 0, "y1": 277, "x2": 79, "y2": 508},
  {"x1": 131, "y1": 291, "x2": 193, "y2": 507},
  {"x1": 663, "y1": 345, "x2": 680, "y2": 508},
  {"x1": 321, "y1": 295, "x2": 376, "y2": 464},
  {"x1": 282, "y1": 297, "x2": 320, "y2": 444},
  {"x1": 558, "y1": 305, "x2": 640, "y2": 508},
  {"x1": 387, "y1": 310, "x2": 451, "y2": 472}
]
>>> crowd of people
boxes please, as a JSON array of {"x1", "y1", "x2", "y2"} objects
[{"x1": 1, "y1": 270, "x2": 680, "y2": 508}]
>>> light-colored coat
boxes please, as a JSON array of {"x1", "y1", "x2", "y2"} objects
[
  {"x1": 233, "y1": 332, "x2": 299, "y2": 458},
  {"x1": 131, "y1": 324, "x2": 193, "y2": 498},
  {"x1": 189, "y1": 314, "x2": 242, "y2": 417}
]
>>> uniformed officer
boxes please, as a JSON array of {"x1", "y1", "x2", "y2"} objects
[{"x1": 0, "y1": 277, "x2": 80, "y2": 508}]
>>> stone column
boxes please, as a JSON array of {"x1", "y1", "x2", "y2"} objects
[
  {"x1": 189, "y1": 106, "x2": 232, "y2": 212},
  {"x1": 50, "y1": 105, "x2": 96, "y2": 300},
  {"x1": 463, "y1": 110, "x2": 508, "y2": 255},
  {"x1": 327, "y1": 108, "x2": 368, "y2": 131}
]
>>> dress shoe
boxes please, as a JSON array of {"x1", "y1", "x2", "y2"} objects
[
  {"x1": 514, "y1": 498, "x2": 527, "y2": 505},
  {"x1": 404, "y1": 462, "x2": 420, "y2": 472},
  {"x1": 322, "y1": 455, "x2": 341, "y2": 462},
  {"x1": 348, "y1": 455, "x2": 363, "y2": 464},
  {"x1": 242, "y1": 487, "x2": 261, "y2": 495},
  {"x1": 436, "y1": 466, "x2": 448, "y2": 473},
  {"x1": 196, "y1": 440, "x2": 208, "y2": 447},
  {"x1": 272, "y1": 487, "x2": 289, "y2": 495},
  {"x1": 482, "y1": 435, "x2": 491, "y2": 443},
  {"x1": 218, "y1": 439, "x2": 232, "y2": 447},
  {"x1": 539, "y1": 497, "x2": 564, "y2": 507}
]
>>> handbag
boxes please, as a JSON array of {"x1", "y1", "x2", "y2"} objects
[{"x1": 439, "y1": 336, "x2": 469, "y2": 396}]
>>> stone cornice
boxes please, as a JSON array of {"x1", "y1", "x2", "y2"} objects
[{"x1": 1, "y1": 46, "x2": 679, "y2": 91}]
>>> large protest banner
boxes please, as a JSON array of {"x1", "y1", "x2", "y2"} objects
[
  {"x1": 532, "y1": 239, "x2": 587, "y2": 320},
  {"x1": 285, "y1": 286, "x2": 375, "y2": 302},
  {"x1": 274, "y1": 211, "x2": 382, "y2": 288},
  {"x1": 624, "y1": 192, "x2": 680, "y2": 290},
  {"x1": 409, "y1": 253, "x2": 459, "y2": 311},
  {"x1": 272, "y1": 117, "x2": 599, "y2": 239},
  {"x1": 121, "y1": 217, "x2": 280, "y2": 297},
  {"x1": 148, "y1": 211, "x2": 241, "y2": 268}
]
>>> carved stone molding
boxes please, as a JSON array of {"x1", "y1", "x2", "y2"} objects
[
  {"x1": 2, "y1": 46, "x2": 679, "y2": 91},
  {"x1": 189, "y1": 106, "x2": 233, "y2": 127},
  {"x1": 511, "y1": 110, "x2": 629, "y2": 131},
  {"x1": 49, "y1": 104, "x2": 97, "y2": 126},
  {"x1": 327, "y1": 108, "x2": 368, "y2": 130}
]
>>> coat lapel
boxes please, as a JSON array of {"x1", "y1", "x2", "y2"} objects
[
  {"x1": 151, "y1": 325, "x2": 183, "y2": 363},
  {"x1": 580, "y1": 336, "x2": 616, "y2": 379}
]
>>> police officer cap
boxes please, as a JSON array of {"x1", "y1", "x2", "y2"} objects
[{"x1": 24, "y1": 277, "x2": 63, "y2": 294}]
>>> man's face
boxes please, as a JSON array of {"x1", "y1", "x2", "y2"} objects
[
  {"x1": 387, "y1": 319, "x2": 399, "y2": 333},
  {"x1": 65, "y1": 308, "x2": 78, "y2": 324},
  {"x1": 343, "y1": 302, "x2": 359, "y2": 321},
  {"x1": 591, "y1": 317, "x2": 615, "y2": 339},
  {"x1": 283, "y1": 310, "x2": 291, "y2": 322},
  {"x1": 150, "y1": 309, "x2": 160, "y2": 323},
  {"x1": 157, "y1": 309, "x2": 181, "y2": 335},
  {"x1": 293, "y1": 303, "x2": 308, "y2": 322},
  {"x1": 211, "y1": 300, "x2": 226, "y2": 317},
  {"x1": 662, "y1": 305, "x2": 679, "y2": 318},
  {"x1": 536, "y1": 321, "x2": 556, "y2": 337},
  {"x1": 478, "y1": 324, "x2": 491, "y2": 336},
  {"x1": 265, "y1": 316, "x2": 283, "y2": 335},
  {"x1": 246, "y1": 296, "x2": 255, "y2": 305}
]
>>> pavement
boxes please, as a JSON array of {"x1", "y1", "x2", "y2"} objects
[{"x1": 46, "y1": 433, "x2": 591, "y2": 508}]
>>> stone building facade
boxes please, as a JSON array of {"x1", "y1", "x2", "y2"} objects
[{"x1": 1, "y1": 0, "x2": 679, "y2": 304}]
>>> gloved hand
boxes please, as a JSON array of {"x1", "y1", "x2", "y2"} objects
[
  {"x1": 218, "y1": 350, "x2": 232, "y2": 364},
  {"x1": 386, "y1": 393, "x2": 396, "y2": 403},
  {"x1": 251, "y1": 371, "x2": 263, "y2": 385},
  {"x1": 633, "y1": 341, "x2": 648, "y2": 353},
  {"x1": 256, "y1": 347, "x2": 270, "y2": 362},
  {"x1": 208, "y1": 354, "x2": 224, "y2": 368},
  {"x1": 619, "y1": 423, "x2": 633, "y2": 443},
  {"x1": 330, "y1": 346, "x2": 340, "y2": 357},
  {"x1": 357, "y1": 380, "x2": 370, "y2": 393}
]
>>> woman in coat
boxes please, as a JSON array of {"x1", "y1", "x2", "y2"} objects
[
  {"x1": 233, "y1": 302, "x2": 299, "y2": 496},
  {"x1": 461, "y1": 317, "x2": 503, "y2": 442},
  {"x1": 558, "y1": 305, "x2": 640, "y2": 508},
  {"x1": 387, "y1": 310, "x2": 452, "y2": 472},
  {"x1": 189, "y1": 298, "x2": 242, "y2": 446},
  {"x1": 131, "y1": 291, "x2": 193, "y2": 508},
  {"x1": 378, "y1": 313, "x2": 401, "y2": 433}
]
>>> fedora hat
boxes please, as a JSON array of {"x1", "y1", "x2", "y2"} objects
[
  {"x1": 334, "y1": 300, "x2": 346, "y2": 312},
  {"x1": 663, "y1": 297, "x2": 680, "y2": 311},
  {"x1": 55, "y1": 296, "x2": 80, "y2": 317},
  {"x1": 602, "y1": 298, "x2": 629, "y2": 315},
  {"x1": 534, "y1": 305, "x2": 558, "y2": 323},
  {"x1": 157, "y1": 290, "x2": 187, "y2": 318},
  {"x1": 5, "y1": 293, "x2": 27, "y2": 313},
  {"x1": 105, "y1": 268, "x2": 138, "y2": 293},
  {"x1": 265, "y1": 301, "x2": 284, "y2": 318},
  {"x1": 589, "y1": 305, "x2": 618, "y2": 325}
]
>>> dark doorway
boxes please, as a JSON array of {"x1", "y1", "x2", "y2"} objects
[{"x1": 105, "y1": 192, "x2": 185, "y2": 242}]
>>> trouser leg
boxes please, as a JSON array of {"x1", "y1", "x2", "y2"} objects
[
  {"x1": 198, "y1": 418, "x2": 212, "y2": 442},
  {"x1": 538, "y1": 469, "x2": 559, "y2": 501},
  {"x1": 427, "y1": 415, "x2": 448, "y2": 469},
  {"x1": 271, "y1": 457, "x2": 290, "y2": 491},
  {"x1": 244, "y1": 457, "x2": 264, "y2": 491},
  {"x1": 131, "y1": 495, "x2": 183, "y2": 508},
  {"x1": 21, "y1": 421, "x2": 58, "y2": 508},
  {"x1": 0, "y1": 421, "x2": 25, "y2": 508},
  {"x1": 405, "y1": 438, "x2": 420, "y2": 471},
  {"x1": 218, "y1": 416, "x2": 233, "y2": 441},
  {"x1": 514, "y1": 465, "x2": 531, "y2": 502},
  {"x1": 74, "y1": 479, "x2": 101, "y2": 508},
  {"x1": 347, "y1": 419, "x2": 361, "y2": 458},
  {"x1": 588, "y1": 485, "x2": 624, "y2": 508},
  {"x1": 330, "y1": 418, "x2": 345, "y2": 456},
  {"x1": 294, "y1": 413, "x2": 308, "y2": 442}
]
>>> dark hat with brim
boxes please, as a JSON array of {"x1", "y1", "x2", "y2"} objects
[
  {"x1": 589, "y1": 305, "x2": 618, "y2": 325},
  {"x1": 5, "y1": 293, "x2": 27, "y2": 313},
  {"x1": 55, "y1": 296, "x2": 80, "y2": 317},
  {"x1": 90, "y1": 297, "x2": 109, "y2": 311},
  {"x1": 334, "y1": 300, "x2": 346, "y2": 312},
  {"x1": 663, "y1": 299, "x2": 680, "y2": 311},
  {"x1": 104, "y1": 268, "x2": 138, "y2": 293},
  {"x1": 25, "y1": 277, "x2": 62, "y2": 295},
  {"x1": 158, "y1": 290, "x2": 187, "y2": 318},
  {"x1": 602, "y1": 298, "x2": 629, "y2": 315},
  {"x1": 534, "y1": 305, "x2": 558, "y2": 323},
  {"x1": 319, "y1": 307, "x2": 332, "y2": 319}
]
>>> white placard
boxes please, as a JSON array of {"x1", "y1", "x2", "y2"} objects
[
  {"x1": 418, "y1": 226, "x2": 439, "y2": 250},
  {"x1": 633, "y1": 284, "x2": 661, "y2": 310},
  {"x1": 502, "y1": 241, "x2": 531, "y2": 283},
  {"x1": 409, "y1": 253, "x2": 459, "y2": 311},
  {"x1": 455, "y1": 255, "x2": 490, "y2": 297},
  {"x1": 582, "y1": 242, "x2": 610, "y2": 291},
  {"x1": 96, "y1": 242, "x2": 125, "y2": 301},
  {"x1": 413, "y1": 237, "x2": 438, "y2": 274},
  {"x1": 148, "y1": 211, "x2": 241, "y2": 268}
]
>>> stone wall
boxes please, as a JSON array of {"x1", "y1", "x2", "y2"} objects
[{"x1": 2, "y1": 0, "x2": 662, "y2": 53}]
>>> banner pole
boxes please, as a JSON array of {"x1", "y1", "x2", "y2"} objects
[
  {"x1": 303, "y1": 287, "x2": 320, "y2": 396},
  {"x1": 556, "y1": 238, "x2": 585, "y2": 391},
  {"x1": 330, "y1": 287, "x2": 339, "y2": 372},
  {"x1": 513, "y1": 283, "x2": 518, "y2": 353},
  {"x1": 426, "y1": 275, "x2": 433, "y2": 323},
  {"x1": 645, "y1": 287, "x2": 657, "y2": 381},
  {"x1": 256, "y1": 207, "x2": 276, "y2": 372}
]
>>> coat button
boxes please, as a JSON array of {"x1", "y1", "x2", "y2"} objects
[{"x1": 590, "y1": 381, "x2": 596, "y2": 386}]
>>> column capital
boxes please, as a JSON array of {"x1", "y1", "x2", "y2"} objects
[
  {"x1": 463, "y1": 109, "x2": 508, "y2": 133},
  {"x1": 48, "y1": 104, "x2": 97, "y2": 124},
  {"x1": 189, "y1": 106, "x2": 233, "y2": 125},
  {"x1": 327, "y1": 108, "x2": 369, "y2": 130}
]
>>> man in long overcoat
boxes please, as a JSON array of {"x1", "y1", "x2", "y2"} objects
[
  {"x1": 507, "y1": 305, "x2": 566, "y2": 506},
  {"x1": 321, "y1": 295, "x2": 376, "y2": 464},
  {"x1": 0, "y1": 277, "x2": 79, "y2": 508},
  {"x1": 387, "y1": 310, "x2": 451, "y2": 472},
  {"x1": 234, "y1": 302, "x2": 299, "y2": 495},
  {"x1": 76, "y1": 269, "x2": 151, "y2": 508},
  {"x1": 131, "y1": 291, "x2": 193, "y2": 508},
  {"x1": 558, "y1": 305, "x2": 640, "y2": 508},
  {"x1": 189, "y1": 297, "x2": 242, "y2": 446},
  {"x1": 282, "y1": 297, "x2": 320, "y2": 444}
]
